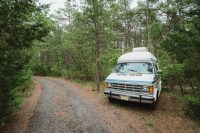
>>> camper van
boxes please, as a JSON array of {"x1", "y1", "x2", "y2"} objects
[{"x1": 104, "y1": 47, "x2": 162, "y2": 108}]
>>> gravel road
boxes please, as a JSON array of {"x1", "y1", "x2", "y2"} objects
[{"x1": 26, "y1": 77, "x2": 108, "y2": 133}]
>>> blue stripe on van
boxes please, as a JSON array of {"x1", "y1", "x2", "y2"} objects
[{"x1": 105, "y1": 79, "x2": 152, "y2": 85}]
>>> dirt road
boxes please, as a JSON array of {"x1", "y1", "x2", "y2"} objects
[
  {"x1": 27, "y1": 77, "x2": 107, "y2": 133},
  {"x1": 1, "y1": 77, "x2": 199, "y2": 133}
]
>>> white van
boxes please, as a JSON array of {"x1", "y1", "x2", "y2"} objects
[{"x1": 104, "y1": 47, "x2": 162, "y2": 108}]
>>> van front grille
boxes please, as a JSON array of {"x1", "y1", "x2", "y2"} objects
[{"x1": 111, "y1": 83, "x2": 147, "y2": 92}]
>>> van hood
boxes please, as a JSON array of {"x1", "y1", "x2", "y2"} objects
[{"x1": 105, "y1": 73, "x2": 154, "y2": 85}]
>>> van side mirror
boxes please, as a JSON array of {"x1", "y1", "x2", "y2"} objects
[
  {"x1": 157, "y1": 69, "x2": 163, "y2": 74},
  {"x1": 148, "y1": 66, "x2": 153, "y2": 73}
]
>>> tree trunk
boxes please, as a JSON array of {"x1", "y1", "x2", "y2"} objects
[
  {"x1": 177, "y1": 75, "x2": 184, "y2": 94},
  {"x1": 92, "y1": 0, "x2": 101, "y2": 91},
  {"x1": 95, "y1": 30, "x2": 100, "y2": 90},
  {"x1": 146, "y1": 0, "x2": 151, "y2": 52},
  {"x1": 169, "y1": 78, "x2": 173, "y2": 91},
  {"x1": 189, "y1": 80, "x2": 195, "y2": 94}
]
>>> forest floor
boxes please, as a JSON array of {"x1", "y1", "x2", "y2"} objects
[{"x1": 0, "y1": 76, "x2": 200, "y2": 133}]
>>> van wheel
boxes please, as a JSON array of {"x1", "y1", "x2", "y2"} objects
[
  {"x1": 151, "y1": 93, "x2": 159, "y2": 109},
  {"x1": 151, "y1": 100, "x2": 157, "y2": 109},
  {"x1": 108, "y1": 97, "x2": 115, "y2": 102}
]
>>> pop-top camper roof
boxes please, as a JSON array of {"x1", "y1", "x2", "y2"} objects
[{"x1": 118, "y1": 47, "x2": 157, "y2": 63}]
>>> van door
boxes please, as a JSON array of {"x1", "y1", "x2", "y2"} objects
[{"x1": 153, "y1": 64, "x2": 161, "y2": 92}]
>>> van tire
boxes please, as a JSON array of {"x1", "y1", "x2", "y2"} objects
[
  {"x1": 151, "y1": 101, "x2": 157, "y2": 109},
  {"x1": 151, "y1": 92, "x2": 159, "y2": 109},
  {"x1": 108, "y1": 97, "x2": 115, "y2": 102}
]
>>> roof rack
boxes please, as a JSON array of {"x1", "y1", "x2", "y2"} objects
[
  {"x1": 133, "y1": 47, "x2": 148, "y2": 52},
  {"x1": 118, "y1": 47, "x2": 157, "y2": 63}
]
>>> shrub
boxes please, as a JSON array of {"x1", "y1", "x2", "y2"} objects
[
  {"x1": 0, "y1": 117, "x2": 6, "y2": 128},
  {"x1": 185, "y1": 90, "x2": 200, "y2": 119}
]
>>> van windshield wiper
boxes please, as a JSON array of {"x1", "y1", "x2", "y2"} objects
[
  {"x1": 128, "y1": 69, "x2": 142, "y2": 74},
  {"x1": 117, "y1": 70, "x2": 124, "y2": 74},
  {"x1": 113, "y1": 69, "x2": 124, "y2": 74}
]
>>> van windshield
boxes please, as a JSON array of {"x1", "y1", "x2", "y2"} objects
[{"x1": 113, "y1": 62, "x2": 153, "y2": 74}]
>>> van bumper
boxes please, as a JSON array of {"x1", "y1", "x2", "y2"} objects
[{"x1": 104, "y1": 88, "x2": 154, "y2": 104}]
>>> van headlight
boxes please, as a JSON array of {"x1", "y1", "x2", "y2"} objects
[
  {"x1": 105, "y1": 82, "x2": 112, "y2": 88},
  {"x1": 143, "y1": 85, "x2": 149, "y2": 91},
  {"x1": 143, "y1": 85, "x2": 154, "y2": 94}
]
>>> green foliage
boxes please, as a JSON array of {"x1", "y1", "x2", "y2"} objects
[
  {"x1": 0, "y1": 117, "x2": 6, "y2": 128},
  {"x1": 157, "y1": 1, "x2": 197, "y2": 82},
  {"x1": 185, "y1": 90, "x2": 200, "y2": 119},
  {"x1": 0, "y1": 0, "x2": 50, "y2": 125},
  {"x1": 32, "y1": 0, "x2": 200, "y2": 87},
  {"x1": 32, "y1": 0, "x2": 122, "y2": 82},
  {"x1": 0, "y1": 44, "x2": 32, "y2": 115},
  {"x1": 158, "y1": 0, "x2": 200, "y2": 117}
]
